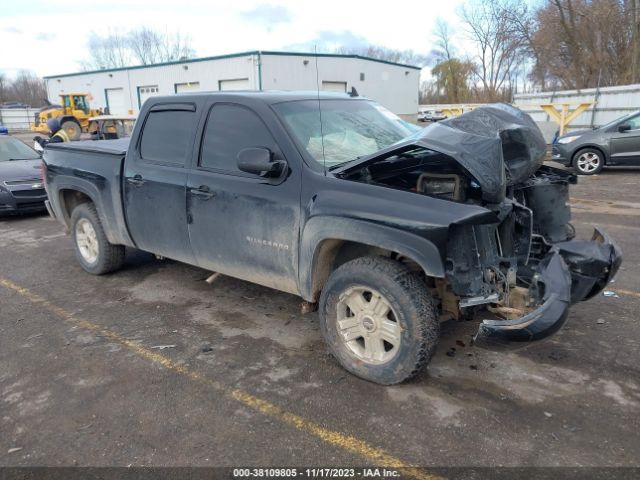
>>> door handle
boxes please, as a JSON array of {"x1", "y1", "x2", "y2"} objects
[
  {"x1": 126, "y1": 174, "x2": 146, "y2": 187},
  {"x1": 188, "y1": 185, "x2": 216, "y2": 200}
]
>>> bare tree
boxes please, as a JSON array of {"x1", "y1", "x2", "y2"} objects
[
  {"x1": 460, "y1": 0, "x2": 526, "y2": 101},
  {"x1": 334, "y1": 45, "x2": 430, "y2": 67},
  {"x1": 128, "y1": 27, "x2": 195, "y2": 65},
  {"x1": 431, "y1": 19, "x2": 474, "y2": 103},
  {"x1": 79, "y1": 27, "x2": 195, "y2": 70},
  {"x1": 0, "y1": 71, "x2": 47, "y2": 106},
  {"x1": 80, "y1": 31, "x2": 131, "y2": 70},
  {"x1": 0, "y1": 73, "x2": 8, "y2": 103},
  {"x1": 526, "y1": 0, "x2": 631, "y2": 89}
]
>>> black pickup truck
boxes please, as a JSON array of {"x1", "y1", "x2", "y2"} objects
[{"x1": 42, "y1": 92, "x2": 621, "y2": 385}]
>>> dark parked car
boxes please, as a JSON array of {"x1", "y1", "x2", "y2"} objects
[
  {"x1": 43, "y1": 93, "x2": 621, "y2": 384},
  {"x1": 0, "y1": 135, "x2": 46, "y2": 214},
  {"x1": 552, "y1": 111, "x2": 640, "y2": 174}
]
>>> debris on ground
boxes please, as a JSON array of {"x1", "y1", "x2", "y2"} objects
[
  {"x1": 446, "y1": 348, "x2": 456, "y2": 357},
  {"x1": 150, "y1": 345, "x2": 177, "y2": 350},
  {"x1": 201, "y1": 346, "x2": 214, "y2": 353},
  {"x1": 603, "y1": 290, "x2": 619, "y2": 298},
  {"x1": 7, "y1": 447, "x2": 23, "y2": 454},
  {"x1": 597, "y1": 318, "x2": 606, "y2": 324},
  {"x1": 544, "y1": 412, "x2": 553, "y2": 418},
  {"x1": 205, "y1": 272, "x2": 222, "y2": 284}
]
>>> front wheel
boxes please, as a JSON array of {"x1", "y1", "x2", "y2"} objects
[
  {"x1": 573, "y1": 148, "x2": 604, "y2": 175},
  {"x1": 70, "y1": 203, "x2": 125, "y2": 275},
  {"x1": 319, "y1": 256, "x2": 439, "y2": 385}
]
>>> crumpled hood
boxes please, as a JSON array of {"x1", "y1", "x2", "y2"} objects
[{"x1": 335, "y1": 103, "x2": 547, "y2": 203}]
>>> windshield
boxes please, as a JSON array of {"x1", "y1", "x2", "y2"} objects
[
  {"x1": 273, "y1": 100, "x2": 415, "y2": 166},
  {"x1": 0, "y1": 137, "x2": 40, "y2": 162}
]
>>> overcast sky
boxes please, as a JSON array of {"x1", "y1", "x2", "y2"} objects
[{"x1": 1, "y1": 0, "x2": 467, "y2": 78}]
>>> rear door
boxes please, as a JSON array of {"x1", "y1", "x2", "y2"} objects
[
  {"x1": 610, "y1": 114, "x2": 640, "y2": 164},
  {"x1": 186, "y1": 101, "x2": 301, "y2": 294},
  {"x1": 123, "y1": 102, "x2": 199, "y2": 263}
]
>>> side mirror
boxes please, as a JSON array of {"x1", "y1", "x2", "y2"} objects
[
  {"x1": 237, "y1": 147, "x2": 286, "y2": 177},
  {"x1": 618, "y1": 123, "x2": 631, "y2": 133}
]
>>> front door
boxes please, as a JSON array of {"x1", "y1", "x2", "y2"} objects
[
  {"x1": 610, "y1": 114, "x2": 640, "y2": 164},
  {"x1": 187, "y1": 102, "x2": 300, "y2": 294},
  {"x1": 124, "y1": 103, "x2": 199, "y2": 264}
]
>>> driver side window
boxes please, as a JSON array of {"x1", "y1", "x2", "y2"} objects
[
  {"x1": 627, "y1": 115, "x2": 640, "y2": 130},
  {"x1": 199, "y1": 104, "x2": 277, "y2": 174}
]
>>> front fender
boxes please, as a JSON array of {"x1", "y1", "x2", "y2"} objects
[{"x1": 299, "y1": 215, "x2": 445, "y2": 301}]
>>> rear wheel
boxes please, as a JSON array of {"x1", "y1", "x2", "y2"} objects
[
  {"x1": 319, "y1": 256, "x2": 439, "y2": 385},
  {"x1": 70, "y1": 203, "x2": 125, "y2": 274},
  {"x1": 573, "y1": 148, "x2": 604, "y2": 175},
  {"x1": 61, "y1": 120, "x2": 81, "y2": 140}
]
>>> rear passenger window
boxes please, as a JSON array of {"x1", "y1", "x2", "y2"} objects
[
  {"x1": 140, "y1": 110, "x2": 196, "y2": 165},
  {"x1": 200, "y1": 104, "x2": 277, "y2": 173}
]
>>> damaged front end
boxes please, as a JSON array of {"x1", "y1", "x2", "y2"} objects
[{"x1": 335, "y1": 104, "x2": 622, "y2": 348}]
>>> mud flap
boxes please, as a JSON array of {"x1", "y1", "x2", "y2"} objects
[
  {"x1": 552, "y1": 226, "x2": 622, "y2": 303},
  {"x1": 474, "y1": 252, "x2": 572, "y2": 349}
]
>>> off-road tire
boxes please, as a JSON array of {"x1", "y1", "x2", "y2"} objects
[
  {"x1": 70, "y1": 203, "x2": 125, "y2": 275},
  {"x1": 573, "y1": 147, "x2": 604, "y2": 175},
  {"x1": 319, "y1": 256, "x2": 439, "y2": 385},
  {"x1": 61, "y1": 120, "x2": 81, "y2": 140}
]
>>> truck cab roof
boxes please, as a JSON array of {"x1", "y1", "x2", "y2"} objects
[{"x1": 170, "y1": 90, "x2": 366, "y2": 105}]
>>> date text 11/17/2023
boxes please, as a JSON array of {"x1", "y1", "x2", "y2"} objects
[{"x1": 232, "y1": 468, "x2": 402, "y2": 478}]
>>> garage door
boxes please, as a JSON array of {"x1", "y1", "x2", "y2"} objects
[
  {"x1": 218, "y1": 78, "x2": 250, "y2": 91},
  {"x1": 105, "y1": 88, "x2": 126, "y2": 115},
  {"x1": 175, "y1": 82, "x2": 200, "y2": 93},
  {"x1": 138, "y1": 85, "x2": 160, "y2": 108},
  {"x1": 322, "y1": 81, "x2": 347, "y2": 93}
]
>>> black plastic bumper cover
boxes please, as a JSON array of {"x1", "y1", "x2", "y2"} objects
[
  {"x1": 474, "y1": 226, "x2": 622, "y2": 348},
  {"x1": 552, "y1": 226, "x2": 622, "y2": 303},
  {"x1": 474, "y1": 252, "x2": 572, "y2": 348}
]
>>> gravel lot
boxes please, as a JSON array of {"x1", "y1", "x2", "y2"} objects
[{"x1": 1, "y1": 148, "x2": 639, "y2": 474}]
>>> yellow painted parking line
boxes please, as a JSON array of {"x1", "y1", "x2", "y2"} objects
[
  {"x1": 0, "y1": 277, "x2": 441, "y2": 480},
  {"x1": 612, "y1": 288, "x2": 640, "y2": 299}
]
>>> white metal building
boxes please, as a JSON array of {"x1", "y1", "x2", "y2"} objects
[{"x1": 43, "y1": 51, "x2": 421, "y2": 115}]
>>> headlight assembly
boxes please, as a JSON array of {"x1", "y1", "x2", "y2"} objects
[{"x1": 557, "y1": 135, "x2": 581, "y2": 144}]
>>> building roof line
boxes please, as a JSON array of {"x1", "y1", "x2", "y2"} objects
[{"x1": 44, "y1": 50, "x2": 423, "y2": 79}]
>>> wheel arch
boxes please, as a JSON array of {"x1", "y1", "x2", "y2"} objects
[
  {"x1": 300, "y1": 216, "x2": 445, "y2": 302},
  {"x1": 59, "y1": 188, "x2": 93, "y2": 227},
  {"x1": 54, "y1": 185, "x2": 120, "y2": 245}
]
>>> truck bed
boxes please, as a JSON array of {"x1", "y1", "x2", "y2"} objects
[
  {"x1": 44, "y1": 138, "x2": 134, "y2": 247},
  {"x1": 46, "y1": 138, "x2": 130, "y2": 156}
]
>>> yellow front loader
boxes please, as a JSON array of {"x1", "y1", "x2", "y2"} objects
[{"x1": 32, "y1": 93, "x2": 102, "y2": 140}]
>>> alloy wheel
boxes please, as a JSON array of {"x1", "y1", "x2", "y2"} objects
[{"x1": 336, "y1": 286, "x2": 402, "y2": 365}]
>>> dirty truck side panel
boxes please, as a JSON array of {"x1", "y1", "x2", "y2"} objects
[
  {"x1": 122, "y1": 102, "x2": 199, "y2": 265},
  {"x1": 185, "y1": 98, "x2": 303, "y2": 295}
]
